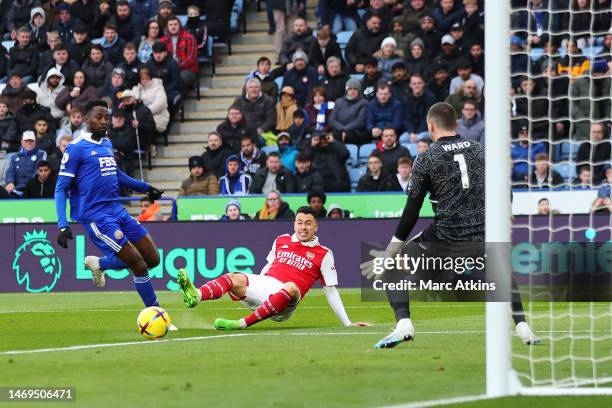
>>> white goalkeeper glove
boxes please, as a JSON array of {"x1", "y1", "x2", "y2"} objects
[{"x1": 360, "y1": 237, "x2": 404, "y2": 280}]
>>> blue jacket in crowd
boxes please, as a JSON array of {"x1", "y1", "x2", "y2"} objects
[
  {"x1": 6, "y1": 146, "x2": 47, "y2": 194},
  {"x1": 366, "y1": 97, "x2": 404, "y2": 133}
]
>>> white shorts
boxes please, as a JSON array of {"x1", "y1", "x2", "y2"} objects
[{"x1": 239, "y1": 273, "x2": 299, "y2": 322}]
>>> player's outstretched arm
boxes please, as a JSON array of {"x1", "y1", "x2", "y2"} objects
[
  {"x1": 323, "y1": 285, "x2": 369, "y2": 327},
  {"x1": 117, "y1": 170, "x2": 164, "y2": 200}
]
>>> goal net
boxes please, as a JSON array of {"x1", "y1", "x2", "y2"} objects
[{"x1": 487, "y1": 0, "x2": 612, "y2": 397}]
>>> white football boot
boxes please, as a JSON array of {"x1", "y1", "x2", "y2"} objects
[
  {"x1": 168, "y1": 324, "x2": 178, "y2": 331},
  {"x1": 85, "y1": 256, "x2": 105, "y2": 288},
  {"x1": 374, "y1": 318, "x2": 415, "y2": 349},
  {"x1": 516, "y1": 321, "x2": 541, "y2": 345}
]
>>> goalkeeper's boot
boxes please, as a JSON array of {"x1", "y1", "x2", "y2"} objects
[
  {"x1": 374, "y1": 318, "x2": 414, "y2": 349},
  {"x1": 516, "y1": 322, "x2": 541, "y2": 345},
  {"x1": 177, "y1": 269, "x2": 200, "y2": 308},
  {"x1": 214, "y1": 318, "x2": 244, "y2": 330},
  {"x1": 85, "y1": 256, "x2": 105, "y2": 288}
]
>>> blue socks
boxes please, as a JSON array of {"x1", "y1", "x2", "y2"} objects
[
  {"x1": 133, "y1": 275, "x2": 159, "y2": 307},
  {"x1": 99, "y1": 255, "x2": 128, "y2": 271}
]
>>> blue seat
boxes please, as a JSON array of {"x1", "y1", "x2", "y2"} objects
[
  {"x1": 262, "y1": 145, "x2": 279, "y2": 155},
  {"x1": 530, "y1": 48, "x2": 544, "y2": 62},
  {"x1": 402, "y1": 143, "x2": 418, "y2": 157},
  {"x1": 275, "y1": 77, "x2": 283, "y2": 93},
  {"x1": 582, "y1": 46, "x2": 603, "y2": 59},
  {"x1": 358, "y1": 143, "x2": 376, "y2": 165},
  {"x1": 2, "y1": 40, "x2": 14, "y2": 52},
  {"x1": 559, "y1": 141, "x2": 581, "y2": 161},
  {"x1": 348, "y1": 166, "x2": 366, "y2": 191},
  {"x1": 176, "y1": 15, "x2": 188, "y2": 27},
  {"x1": 336, "y1": 31, "x2": 353, "y2": 49},
  {"x1": 349, "y1": 74, "x2": 364, "y2": 81},
  {"x1": 345, "y1": 144, "x2": 358, "y2": 167},
  {"x1": 552, "y1": 163, "x2": 576, "y2": 183}
]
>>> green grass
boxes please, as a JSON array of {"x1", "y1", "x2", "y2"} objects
[{"x1": 0, "y1": 290, "x2": 610, "y2": 408}]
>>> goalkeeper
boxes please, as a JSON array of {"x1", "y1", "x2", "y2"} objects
[{"x1": 361, "y1": 103, "x2": 540, "y2": 349}]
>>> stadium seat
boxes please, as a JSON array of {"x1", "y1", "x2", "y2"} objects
[
  {"x1": 347, "y1": 166, "x2": 366, "y2": 191},
  {"x1": 177, "y1": 15, "x2": 188, "y2": 27},
  {"x1": 402, "y1": 143, "x2": 418, "y2": 157},
  {"x1": 559, "y1": 141, "x2": 581, "y2": 161},
  {"x1": 2, "y1": 40, "x2": 14, "y2": 52},
  {"x1": 358, "y1": 143, "x2": 377, "y2": 165},
  {"x1": 262, "y1": 145, "x2": 279, "y2": 155},
  {"x1": 346, "y1": 144, "x2": 358, "y2": 167},
  {"x1": 553, "y1": 162, "x2": 577, "y2": 183},
  {"x1": 349, "y1": 74, "x2": 364, "y2": 81},
  {"x1": 336, "y1": 31, "x2": 353, "y2": 49},
  {"x1": 582, "y1": 46, "x2": 603, "y2": 59},
  {"x1": 275, "y1": 77, "x2": 283, "y2": 93},
  {"x1": 529, "y1": 48, "x2": 544, "y2": 62}
]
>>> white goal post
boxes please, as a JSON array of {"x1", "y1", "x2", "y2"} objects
[{"x1": 484, "y1": 0, "x2": 612, "y2": 398}]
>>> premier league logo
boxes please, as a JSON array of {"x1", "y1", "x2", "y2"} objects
[{"x1": 13, "y1": 230, "x2": 62, "y2": 293}]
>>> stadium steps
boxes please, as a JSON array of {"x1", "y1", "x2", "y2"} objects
[{"x1": 144, "y1": 1, "x2": 312, "y2": 202}]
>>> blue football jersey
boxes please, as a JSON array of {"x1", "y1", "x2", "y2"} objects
[{"x1": 58, "y1": 132, "x2": 123, "y2": 223}]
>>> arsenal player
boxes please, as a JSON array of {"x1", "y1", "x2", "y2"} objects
[{"x1": 176, "y1": 207, "x2": 369, "y2": 329}]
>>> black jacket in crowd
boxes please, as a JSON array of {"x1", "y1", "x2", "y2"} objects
[
  {"x1": 250, "y1": 166, "x2": 296, "y2": 194},
  {"x1": 295, "y1": 168, "x2": 324, "y2": 193},
  {"x1": 23, "y1": 174, "x2": 56, "y2": 198}
]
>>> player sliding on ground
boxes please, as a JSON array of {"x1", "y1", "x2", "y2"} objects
[
  {"x1": 362, "y1": 102, "x2": 539, "y2": 349},
  {"x1": 54, "y1": 100, "x2": 173, "y2": 327},
  {"x1": 177, "y1": 206, "x2": 369, "y2": 330}
]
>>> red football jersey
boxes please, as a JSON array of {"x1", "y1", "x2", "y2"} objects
[{"x1": 262, "y1": 234, "x2": 338, "y2": 297}]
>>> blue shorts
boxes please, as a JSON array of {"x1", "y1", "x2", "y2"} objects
[{"x1": 83, "y1": 211, "x2": 148, "y2": 257}]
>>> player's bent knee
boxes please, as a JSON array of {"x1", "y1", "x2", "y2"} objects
[
  {"x1": 145, "y1": 253, "x2": 160, "y2": 269},
  {"x1": 283, "y1": 282, "x2": 300, "y2": 300}
]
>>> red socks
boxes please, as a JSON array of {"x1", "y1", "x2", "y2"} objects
[
  {"x1": 244, "y1": 289, "x2": 292, "y2": 327},
  {"x1": 199, "y1": 274, "x2": 234, "y2": 301}
]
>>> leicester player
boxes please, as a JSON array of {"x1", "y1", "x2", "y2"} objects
[
  {"x1": 177, "y1": 207, "x2": 369, "y2": 330},
  {"x1": 54, "y1": 100, "x2": 169, "y2": 317},
  {"x1": 362, "y1": 102, "x2": 539, "y2": 348}
]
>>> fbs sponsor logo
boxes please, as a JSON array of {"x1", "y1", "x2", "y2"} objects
[{"x1": 13, "y1": 230, "x2": 62, "y2": 293}]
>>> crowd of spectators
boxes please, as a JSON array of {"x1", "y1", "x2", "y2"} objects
[
  {"x1": 0, "y1": 0, "x2": 610, "y2": 218},
  {"x1": 0, "y1": 0, "x2": 216, "y2": 199}
]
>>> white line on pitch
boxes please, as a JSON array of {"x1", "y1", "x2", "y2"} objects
[
  {"x1": 0, "y1": 330, "x2": 498, "y2": 356},
  {"x1": 377, "y1": 394, "x2": 495, "y2": 408},
  {"x1": 0, "y1": 305, "x2": 487, "y2": 314}
]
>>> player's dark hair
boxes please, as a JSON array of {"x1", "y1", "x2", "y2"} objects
[
  {"x1": 37, "y1": 160, "x2": 50, "y2": 169},
  {"x1": 296, "y1": 206, "x2": 317, "y2": 219},
  {"x1": 84, "y1": 99, "x2": 109, "y2": 115},
  {"x1": 427, "y1": 102, "x2": 457, "y2": 131}
]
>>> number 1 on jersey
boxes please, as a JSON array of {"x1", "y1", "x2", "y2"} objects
[{"x1": 454, "y1": 154, "x2": 470, "y2": 189}]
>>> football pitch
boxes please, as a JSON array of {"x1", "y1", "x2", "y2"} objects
[{"x1": 1, "y1": 290, "x2": 610, "y2": 408}]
